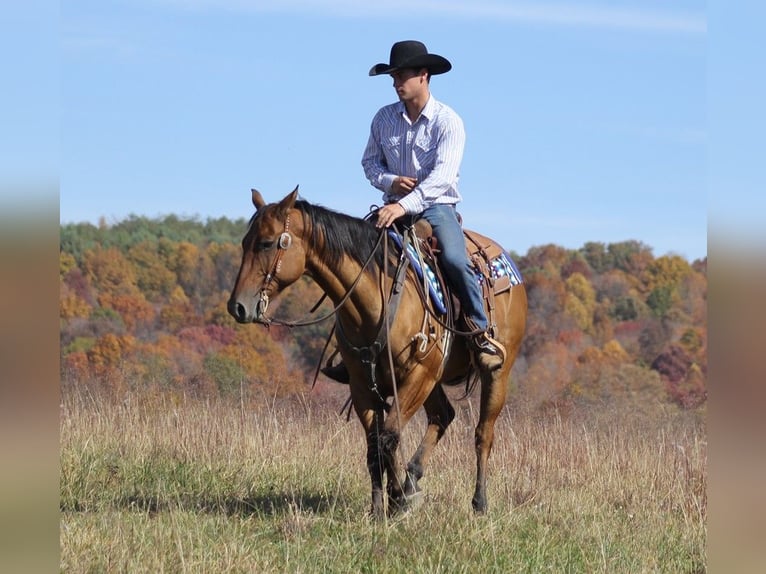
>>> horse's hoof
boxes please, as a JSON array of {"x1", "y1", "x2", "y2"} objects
[
  {"x1": 387, "y1": 493, "x2": 423, "y2": 520},
  {"x1": 471, "y1": 494, "x2": 488, "y2": 514},
  {"x1": 404, "y1": 489, "x2": 424, "y2": 510}
]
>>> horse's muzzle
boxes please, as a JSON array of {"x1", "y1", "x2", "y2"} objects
[
  {"x1": 227, "y1": 291, "x2": 270, "y2": 324},
  {"x1": 227, "y1": 297, "x2": 252, "y2": 323}
]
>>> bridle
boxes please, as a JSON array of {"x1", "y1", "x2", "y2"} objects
[
  {"x1": 251, "y1": 209, "x2": 387, "y2": 327},
  {"x1": 253, "y1": 212, "x2": 293, "y2": 323}
]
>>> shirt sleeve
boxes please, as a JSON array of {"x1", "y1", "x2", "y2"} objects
[
  {"x1": 361, "y1": 114, "x2": 396, "y2": 196},
  {"x1": 397, "y1": 111, "x2": 465, "y2": 214}
]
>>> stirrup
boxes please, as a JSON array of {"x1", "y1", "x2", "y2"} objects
[{"x1": 471, "y1": 334, "x2": 506, "y2": 372}]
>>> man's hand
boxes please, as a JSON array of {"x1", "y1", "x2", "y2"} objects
[
  {"x1": 391, "y1": 176, "x2": 417, "y2": 196},
  {"x1": 375, "y1": 203, "x2": 405, "y2": 228}
]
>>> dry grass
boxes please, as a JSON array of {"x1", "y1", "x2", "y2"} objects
[{"x1": 60, "y1": 385, "x2": 706, "y2": 572}]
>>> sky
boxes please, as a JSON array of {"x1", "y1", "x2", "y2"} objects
[{"x1": 36, "y1": 1, "x2": 718, "y2": 261}]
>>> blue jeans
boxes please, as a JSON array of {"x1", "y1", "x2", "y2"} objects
[{"x1": 419, "y1": 204, "x2": 488, "y2": 331}]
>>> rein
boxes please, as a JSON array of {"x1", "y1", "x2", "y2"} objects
[
  {"x1": 254, "y1": 206, "x2": 486, "y2": 414},
  {"x1": 254, "y1": 220, "x2": 386, "y2": 328},
  {"x1": 332, "y1": 230, "x2": 410, "y2": 406}
]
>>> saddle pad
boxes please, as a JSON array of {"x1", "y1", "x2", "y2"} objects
[
  {"x1": 482, "y1": 251, "x2": 524, "y2": 287},
  {"x1": 389, "y1": 232, "x2": 525, "y2": 314},
  {"x1": 388, "y1": 231, "x2": 448, "y2": 314}
]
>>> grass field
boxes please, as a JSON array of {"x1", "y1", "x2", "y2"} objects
[{"x1": 60, "y1": 386, "x2": 706, "y2": 573}]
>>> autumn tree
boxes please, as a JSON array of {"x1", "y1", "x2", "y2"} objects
[
  {"x1": 60, "y1": 254, "x2": 93, "y2": 321},
  {"x1": 521, "y1": 244, "x2": 571, "y2": 275},
  {"x1": 580, "y1": 241, "x2": 609, "y2": 274},
  {"x1": 168, "y1": 240, "x2": 201, "y2": 297},
  {"x1": 159, "y1": 286, "x2": 199, "y2": 332},
  {"x1": 564, "y1": 272, "x2": 596, "y2": 334},
  {"x1": 651, "y1": 344, "x2": 706, "y2": 409},
  {"x1": 98, "y1": 292, "x2": 156, "y2": 334},
  {"x1": 678, "y1": 265, "x2": 707, "y2": 325},
  {"x1": 127, "y1": 240, "x2": 177, "y2": 301},
  {"x1": 607, "y1": 240, "x2": 654, "y2": 278},
  {"x1": 271, "y1": 277, "x2": 335, "y2": 373},
  {"x1": 60, "y1": 214, "x2": 706, "y2": 409},
  {"x1": 86, "y1": 333, "x2": 137, "y2": 384},
  {"x1": 82, "y1": 246, "x2": 140, "y2": 297},
  {"x1": 207, "y1": 242, "x2": 241, "y2": 292},
  {"x1": 516, "y1": 341, "x2": 576, "y2": 408}
]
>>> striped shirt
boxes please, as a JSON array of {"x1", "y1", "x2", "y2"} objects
[{"x1": 361, "y1": 95, "x2": 465, "y2": 214}]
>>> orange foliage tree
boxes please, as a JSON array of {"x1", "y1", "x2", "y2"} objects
[
  {"x1": 98, "y1": 292, "x2": 156, "y2": 334},
  {"x1": 127, "y1": 241, "x2": 178, "y2": 301},
  {"x1": 60, "y1": 215, "x2": 707, "y2": 410},
  {"x1": 82, "y1": 246, "x2": 140, "y2": 297}
]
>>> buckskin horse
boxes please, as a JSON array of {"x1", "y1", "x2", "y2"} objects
[{"x1": 228, "y1": 187, "x2": 527, "y2": 517}]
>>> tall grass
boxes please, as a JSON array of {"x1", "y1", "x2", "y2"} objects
[{"x1": 61, "y1": 386, "x2": 705, "y2": 572}]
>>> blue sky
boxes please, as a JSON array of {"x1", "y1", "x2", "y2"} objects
[{"x1": 55, "y1": 1, "x2": 711, "y2": 260}]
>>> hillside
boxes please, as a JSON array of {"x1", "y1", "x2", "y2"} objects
[{"x1": 60, "y1": 215, "x2": 707, "y2": 411}]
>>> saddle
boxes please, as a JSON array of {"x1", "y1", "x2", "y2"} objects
[
  {"x1": 407, "y1": 219, "x2": 519, "y2": 334},
  {"x1": 319, "y1": 215, "x2": 524, "y2": 390}
]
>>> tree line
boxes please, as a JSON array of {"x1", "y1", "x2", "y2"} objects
[{"x1": 60, "y1": 215, "x2": 707, "y2": 410}]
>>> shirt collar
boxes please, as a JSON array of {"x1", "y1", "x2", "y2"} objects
[
  {"x1": 396, "y1": 94, "x2": 437, "y2": 124},
  {"x1": 420, "y1": 95, "x2": 437, "y2": 121}
]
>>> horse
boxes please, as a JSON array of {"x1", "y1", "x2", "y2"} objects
[{"x1": 228, "y1": 187, "x2": 527, "y2": 517}]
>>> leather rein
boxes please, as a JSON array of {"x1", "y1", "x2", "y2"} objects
[
  {"x1": 251, "y1": 208, "x2": 414, "y2": 408},
  {"x1": 252, "y1": 212, "x2": 386, "y2": 329}
]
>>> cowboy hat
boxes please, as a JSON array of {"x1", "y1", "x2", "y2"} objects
[{"x1": 369, "y1": 40, "x2": 452, "y2": 77}]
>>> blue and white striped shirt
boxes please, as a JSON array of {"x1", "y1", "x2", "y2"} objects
[{"x1": 361, "y1": 95, "x2": 465, "y2": 214}]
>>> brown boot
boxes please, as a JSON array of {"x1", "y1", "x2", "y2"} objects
[
  {"x1": 471, "y1": 334, "x2": 506, "y2": 372},
  {"x1": 320, "y1": 362, "x2": 350, "y2": 384}
]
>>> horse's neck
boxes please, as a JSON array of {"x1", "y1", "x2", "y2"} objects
[{"x1": 306, "y1": 254, "x2": 383, "y2": 328}]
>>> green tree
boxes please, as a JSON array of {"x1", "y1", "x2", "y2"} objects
[
  {"x1": 646, "y1": 285, "x2": 674, "y2": 318},
  {"x1": 580, "y1": 241, "x2": 609, "y2": 274},
  {"x1": 60, "y1": 222, "x2": 103, "y2": 263},
  {"x1": 203, "y1": 353, "x2": 246, "y2": 398},
  {"x1": 607, "y1": 240, "x2": 653, "y2": 277}
]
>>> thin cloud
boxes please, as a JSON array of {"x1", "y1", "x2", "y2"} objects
[{"x1": 156, "y1": 0, "x2": 706, "y2": 34}]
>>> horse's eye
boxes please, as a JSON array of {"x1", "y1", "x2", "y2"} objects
[{"x1": 257, "y1": 239, "x2": 276, "y2": 251}]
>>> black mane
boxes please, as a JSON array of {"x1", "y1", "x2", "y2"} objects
[{"x1": 294, "y1": 200, "x2": 389, "y2": 272}]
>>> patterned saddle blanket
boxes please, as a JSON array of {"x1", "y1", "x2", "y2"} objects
[{"x1": 388, "y1": 228, "x2": 523, "y2": 315}]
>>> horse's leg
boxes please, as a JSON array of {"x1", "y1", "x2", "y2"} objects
[
  {"x1": 380, "y1": 372, "x2": 436, "y2": 515},
  {"x1": 354, "y1": 401, "x2": 387, "y2": 519},
  {"x1": 472, "y1": 363, "x2": 512, "y2": 513},
  {"x1": 403, "y1": 384, "x2": 455, "y2": 499},
  {"x1": 380, "y1": 425, "x2": 404, "y2": 513}
]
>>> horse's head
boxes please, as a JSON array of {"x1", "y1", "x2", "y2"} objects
[{"x1": 227, "y1": 186, "x2": 308, "y2": 324}]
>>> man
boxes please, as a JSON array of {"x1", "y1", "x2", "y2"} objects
[{"x1": 321, "y1": 40, "x2": 505, "y2": 383}]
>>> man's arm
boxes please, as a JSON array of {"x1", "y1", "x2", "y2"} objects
[{"x1": 361, "y1": 120, "x2": 397, "y2": 195}]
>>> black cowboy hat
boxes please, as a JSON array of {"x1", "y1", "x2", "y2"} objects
[{"x1": 369, "y1": 40, "x2": 452, "y2": 77}]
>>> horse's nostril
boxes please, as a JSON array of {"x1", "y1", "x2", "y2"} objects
[
  {"x1": 235, "y1": 303, "x2": 247, "y2": 322},
  {"x1": 227, "y1": 299, "x2": 248, "y2": 323}
]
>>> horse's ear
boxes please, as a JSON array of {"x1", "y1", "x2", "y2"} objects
[
  {"x1": 278, "y1": 185, "x2": 299, "y2": 211},
  {"x1": 252, "y1": 188, "x2": 266, "y2": 210}
]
